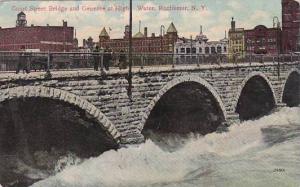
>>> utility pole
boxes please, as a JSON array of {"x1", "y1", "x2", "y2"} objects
[{"x1": 127, "y1": 0, "x2": 133, "y2": 99}]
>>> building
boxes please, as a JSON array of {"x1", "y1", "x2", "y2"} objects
[
  {"x1": 244, "y1": 25, "x2": 282, "y2": 55},
  {"x1": 228, "y1": 18, "x2": 245, "y2": 58},
  {"x1": 174, "y1": 26, "x2": 228, "y2": 63},
  {"x1": 82, "y1": 36, "x2": 96, "y2": 51},
  {"x1": 0, "y1": 12, "x2": 77, "y2": 52},
  {"x1": 98, "y1": 22, "x2": 178, "y2": 53},
  {"x1": 282, "y1": 0, "x2": 300, "y2": 53}
]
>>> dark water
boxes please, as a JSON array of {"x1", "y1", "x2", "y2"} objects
[{"x1": 25, "y1": 107, "x2": 300, "y2": 187}]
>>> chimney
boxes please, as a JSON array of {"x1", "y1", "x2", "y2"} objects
[
  {"x1": 83, "y1": 39, "x2": 86, "y2": 46},
  {"x1": 144, "y1": 27, "x2": 148, "y2": 37},
  {"x1": 231, "y1": 17, "x2": 235, "y2": 30},
  {"x1": 124, "y1": 25, "x2": 129, "y2": 39},
  {"x1": 46, "y1": 24, "x2": 49, "y2": 26},
  {"x1": 63, "y1": 20, "x2": 67, "y2": 27},
  {"x1": 152, "y1": 33, "x2": 155, "y2": 37},
  {"x1": 31, "y1": 24, "x2": 34, "y2": 27}
]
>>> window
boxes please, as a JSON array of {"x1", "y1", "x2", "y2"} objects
[
  {"x1": 217, "y1": 46, "x2": 222, "y2": 53},
  {"x1": 180, "y1": 48, "x2": 185, "y2": 53},
  {"x1": 205, "y1": 47, "x2": 210, "y2": 54},
  {"x1": 224, "y1": 46, "x2": 227, "y2": 52},
  {"x1": 192, "y1": 47, "x2": 196, "y2": 54},
  {"x1": 176, "y1": 49, "x2": 178, "y2": 54},
  {"x1": 199, "y1": 47, "x2": 202, "y2": 53},
  {"x1": 186, "y1": 48, "x2": 191, "y2": 54},
  {"x1": 211, "y1": 47, "x2": 216, "y2": 54}
]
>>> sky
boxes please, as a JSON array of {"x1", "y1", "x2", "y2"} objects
[{"x1": 0, "y1": 0, "x2": 295, "y2": 46}]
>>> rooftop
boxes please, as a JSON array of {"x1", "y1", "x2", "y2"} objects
[{"x1": 167, "y1": 22, "x2": 177, "y2": 33}]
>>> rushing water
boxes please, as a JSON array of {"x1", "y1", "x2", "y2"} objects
[{"x1": 5, "y1": 107, "x2": 299, "y2": 187}]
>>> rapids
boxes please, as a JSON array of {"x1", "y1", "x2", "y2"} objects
[{"x1": 27, "y1": 107, "x2": 300, "y2": 187}]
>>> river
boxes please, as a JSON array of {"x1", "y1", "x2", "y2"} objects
[{"x1": 4, "y1": 107, "x2": 300, "y2": 187}]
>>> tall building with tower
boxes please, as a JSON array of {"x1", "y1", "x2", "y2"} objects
[
  {"x1": 228, "y1": 18, "x2": 245, "y2": 58},
  {"x1": 0, "y1": 12, "x2": 77, "y2": 52},
  {"x1": 282, "y1": 0, "x2": 300, "y2": 52},
  {"x1": 98, "y1": 22, "x2": 178, "y2": 53}
]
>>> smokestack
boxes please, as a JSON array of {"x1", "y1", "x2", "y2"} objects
[
  {"x1": 144, "y1": 27, "x2": 148, "y2": 37},
  {"x1": 231, "y1": 17, "x2": 235, "y2": 30}
]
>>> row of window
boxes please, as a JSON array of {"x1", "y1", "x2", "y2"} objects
[
  {"x1": 246, "y1": 45, "x2": 278, "y2": 50},
  {"x1": 232, "y1": 47, "x2": 243, "y2": 53},
  {"x1": 246, "y1": 38, "x2": 277, "y2": 43},
  {"x1": 102, "y1": 40, "x2": 172, "y2": 48},
  {"x1": 176, "y1": 46, "x2": 227, "y2": 54},
  {"x1": 230, "y1": 40, "x2": 243, "y2": 45}
]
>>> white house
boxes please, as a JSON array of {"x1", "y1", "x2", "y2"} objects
[{"x1": 174, "y1": 26, "x2": 228, "y2": 63}]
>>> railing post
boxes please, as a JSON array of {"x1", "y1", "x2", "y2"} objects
[
  {"x1": 172, "y1": 53, "x2": 175, "y2": 68},
  {"x1": 277, "y1": 54, "x2": 281, "y2": 80},
  {"x1": 47, "y1": 51, "x2": 50, "y2": 72},
  {"x1": 249, "y1": 54, "x2": 252, "y2": 66},
  {"x1": 140, "y1": 54, "x2": 144, "y2": 69},
  {"x1": 100, "y1": 52, "x2": 104, "y2": 72},
  {"x1": 45, "y1": 51, "x2": 52, "y2": 78}
]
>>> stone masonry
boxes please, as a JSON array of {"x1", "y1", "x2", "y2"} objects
[{"x1": 0, "y1": 61, "x2": 299, "y2": 145}]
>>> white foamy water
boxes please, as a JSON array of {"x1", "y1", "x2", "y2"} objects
[{"x1": 31, "y1": 107, "x2": 300, "y2": 187}]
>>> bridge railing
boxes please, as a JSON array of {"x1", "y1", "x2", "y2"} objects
[{"x1": 0, "y1": 51, "x2": 299, "y2": 72}]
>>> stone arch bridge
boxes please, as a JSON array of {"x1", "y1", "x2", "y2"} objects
[{"x1": 0, "y1": 61, "x2": 299, "y2": 145}]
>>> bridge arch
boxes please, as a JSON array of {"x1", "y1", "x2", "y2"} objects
[
  {"x1": 0, "y1": 86, "x2": 121, "y2": 143},
  {"x1": 234, "y1": 72, "x2": 277, "y2": 120},
  {"x1": 281, "y1": 69, "x2": 300, "y2": 106},
  {"x1": 138, "y1": 75, "x2": 227, "y2": 132}
]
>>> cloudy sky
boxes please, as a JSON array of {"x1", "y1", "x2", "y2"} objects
[{"x1": 0, "y1": 0, "x2": 294, "y2": 45}]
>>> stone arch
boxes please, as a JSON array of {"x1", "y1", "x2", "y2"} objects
[
  {"x1": 0, "y1": 86, "x2": 121, "y2": 143},
  {"x1": 233, "y1": 71, "x2": 277, "y2": 112},
  {"x1": 138, "y1": 75, "x2": 227, "y2": 131},
  {"x1": 280, "y1": 69, "x2": 300, "y2": 103}
]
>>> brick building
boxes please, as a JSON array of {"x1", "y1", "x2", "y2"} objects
[
  {"x1": 282, "y1": 0, "x2": 300, "y2": 53},
  {"x1": 98, "y1": 23, "x2": 178, "y2": 53},
  {"x1": 244, "y1": 25, "x2": 282, "y2": 55},
  {"x1": 0, "y1": 12, "x2": 77, "y2": 52}
]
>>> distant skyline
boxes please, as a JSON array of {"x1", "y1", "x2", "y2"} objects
[{"x1": 0, "y1": 0, "x2": 294, "y2": 45}]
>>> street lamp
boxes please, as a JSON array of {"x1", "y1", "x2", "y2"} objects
[{"x1": 127, "y1": 0, "x2": 133, "y2": 99}]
